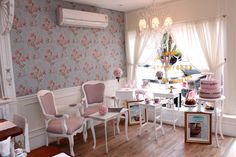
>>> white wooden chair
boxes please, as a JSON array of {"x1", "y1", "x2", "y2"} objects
[{"x1": 37, "y1": 90, "x2": 93, "y2": 156}]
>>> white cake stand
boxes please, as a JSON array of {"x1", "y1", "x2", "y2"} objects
[{"x1": 183, "y1": 103, "x2": 198, "y2": 111}]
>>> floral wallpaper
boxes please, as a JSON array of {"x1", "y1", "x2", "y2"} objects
[{"x1": 10, "y1": 0, "x2": 126, "y2": 97}]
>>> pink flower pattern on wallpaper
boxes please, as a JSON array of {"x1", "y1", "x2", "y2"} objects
[
  {"x1": 59, "y1": 64, "x2": 72, "y2": 78},
  {"x1": 81, "y1": 35, "x2": 92, "y2": 49},
  {"x1": 28, "y1": 33, "x2": 43, "y2": 49},
  {"x1": 102, "y1": 61, "x2": 111, "y2": 72},
  {"x1": 69, "y1": 27, "x2": 80, "y2": 35},
  {"x1": 48, "y1": 80, "x2": 61, "y2": 90},
  {"x1": 71, "y1": 49, "x2": 83, "y2": 63},
  {"x1": 25, "y1": 0, "x2": 41, "y2": 17},
  {"x1": 101, "y1": 36, "x2": 109, "y2": 48},
  {"x1": 57, "y1": 34, "x2": 70, "y2": 49},
  {"x1": 16, "y1": 85, "x2": 33, "y2": 96},
  {"x1": 109, "y1": 25, "x2": 118, "y2": 36},
  {"x1": 110, "y1": 49, "x2": 118, "y2": 60},
  {"x1": 73, "y1": 77, "x2": 83, "y2": 86},
  {"x1": 83, "y1": 62, "x2": 93, "y2": 75},
  {"x1": 11, "y1": 0, "x2": 126, "y2": 97},
  {"x1": 42, "y1": 17, "x2": 56, "y2": 33},
  {"x1": 44, "y1": 49, "x2": 58, "y2": 65},
  {"x1": 13, "y1": 16, "x2": 26, "y2": 33},
  {"x1": 91, "y1": 28, "x2": 101, "y2": 37},
  {"x1": 30, "y1": 66, "x2": 46, "y2": 82},
  {"x1": 12, "y1": 50, "x2": 29, "y2": 68},
  {"x1": 92, "y1": 49, "x2": 102, "y2": 61}
]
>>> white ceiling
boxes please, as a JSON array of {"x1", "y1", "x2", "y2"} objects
[{"x1": 64, "y1": 0, "x2": 174, "y2": 12}]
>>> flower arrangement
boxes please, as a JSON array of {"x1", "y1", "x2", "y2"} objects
[
  {"x1": 113, "y1": 67, "x2": 123, "y2": 82},
  {"x1": 154, "y1": 32, "x2": 182, "y2": 82},
  {"x1": 98, "y1": 104, "x2": 108, "y2": 116},
  {"x1": 158, "y1": 32, "x2": 182, "y2": 66}
]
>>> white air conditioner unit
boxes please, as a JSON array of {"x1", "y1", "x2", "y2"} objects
[{"x1": 57, "y1": 8, "x2": 108, "y2": 28}]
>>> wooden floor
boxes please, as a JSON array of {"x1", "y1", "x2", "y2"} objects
[{"x1": 29, "y1": 121, "x2": 234, "y2": 157}]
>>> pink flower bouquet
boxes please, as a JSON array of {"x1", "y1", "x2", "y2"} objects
[
  {"x1": 113, "y1": 67, "x2": 123, "y2": 82},
  {"x1": 98, "y1": 104, "x2": 108, "y2": 116}
]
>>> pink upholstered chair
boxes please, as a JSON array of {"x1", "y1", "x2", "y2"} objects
[
  {"x1": 81, "y1": 81, "x2": 106, "y2": 116},
  {"x1": 81, "y1": 81, "x2": 129, "y2": 140},
  {"x1": 37, "y1": 90, "x2": 90, "y2": 157}
]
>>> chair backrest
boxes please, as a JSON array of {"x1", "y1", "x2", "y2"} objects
[
  {"x1": 37, "y1": 90, "x2": 57, "y2": 116},
  {"x1": 82, "y1": 81, "x2": 105, "y2": 106},
  {"x1": 13, "y1": 114, "x2": 30, "y2": 152}
]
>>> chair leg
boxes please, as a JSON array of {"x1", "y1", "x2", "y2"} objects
[
  {"x1": 46, "y1": 133, "x2": 49, "y2": 146},
  {"x1": 113, "y1": 119, "x2": 116, "y2": 136},
  {"x1": 90, "y1": 119, "x2": 96, "y2": 149},
  {"x1": 116, "y1": 116, "x2": 121, "y2": 134},
  {"x1": 154, "y1": 112, "x2": 158, "y2": 141},
  {"x1": 124, "y1": 111, "x2": 129, "y2": 141},
  {"x1": 83, "y1": 122, "x2": 88, "y2": 143},
  {"x1": 68, "y1": 136, "x2": 75, "y2": 157}
]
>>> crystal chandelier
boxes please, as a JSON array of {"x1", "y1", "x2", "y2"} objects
[{"x1": 138, "y1": 0, "x2": 173, "y2": 33}]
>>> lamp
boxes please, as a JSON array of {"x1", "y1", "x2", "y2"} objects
[{"x1": 138, "y1": 0, "x2": 173, "y2": 33}]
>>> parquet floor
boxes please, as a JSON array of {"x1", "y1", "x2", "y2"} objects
[{"x1": 29, "y1": 121, "x2": 234, "y2": 157}]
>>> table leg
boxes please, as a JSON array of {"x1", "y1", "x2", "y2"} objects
[
  {"x1": 104, "y1": 121, "x2": 108, "y2": 153},
  {"x1": 215, "y1": 108, "x2": 219, "y2": 147},
  {"x1": 113, "y1": 119, "x2": 116, "y2": 137},
  {"x1": 116, "y1": 116, "x2": 121, "y2": 134},
  {"x1": 219, "y1": 102, "x2": 224, "y2": 139},
  {"x1": 177, "y1": 95, "x2": 180, "y2": 111},
  {"x1": 154, "y1": 108, "x2": 158, "y2": 140},
  {"x1": 90, "y1": 119, "x2": 96, "y2": 149},
  {"x1": 172, "y1": 98, "x2": 176, "y2": 131},
  {"x1": 125, "y1": 111, "x2": 129, "y2": 141},
  {"x1": 139, "y1": 105, "x2": 142, "y2": 135}
]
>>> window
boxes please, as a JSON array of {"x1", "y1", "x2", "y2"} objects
[{"x1": 136, "y1": 31, "x2": 201, "y2": 87}]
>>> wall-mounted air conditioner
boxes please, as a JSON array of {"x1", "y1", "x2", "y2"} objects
[{"x1": 57, "y1": 8, "x2": 108, "y2": 28}]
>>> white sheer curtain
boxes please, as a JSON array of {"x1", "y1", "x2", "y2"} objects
[
  {"x1": 171, "y1": 18, "x2": 225, "y2": 81},
  {"x1": 125, "y1": 30, "x2": 160, "y2": 81}
]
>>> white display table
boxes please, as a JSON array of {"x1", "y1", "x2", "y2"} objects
[
  {"x1": 152, "y1": 89, "x2": 180, "y2": 131},
  {"x1": 88, "y1": 110, "x2": 129, "y2": 154},
  {"x1": 196, "y1": 95, "x2": 225, "y2": 147}
]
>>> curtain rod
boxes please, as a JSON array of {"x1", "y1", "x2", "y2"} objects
[{"x1": 171, "y1": 14, "x2": 227, "y2": 26}]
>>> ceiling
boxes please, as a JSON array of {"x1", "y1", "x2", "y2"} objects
[{"x1": 64, "y1": 0, "x2": 175, "y2": 12}]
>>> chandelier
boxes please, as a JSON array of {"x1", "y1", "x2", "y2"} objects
[{"x1": 138, "y1": 0, "x2": 173, "y2": 33}]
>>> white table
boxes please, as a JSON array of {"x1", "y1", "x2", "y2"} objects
[
  {"x1": 88, "y1": 110, "x2": 129, "y2": 153},
  {"x1": 138, "y1": 102, "x2": 165, "y2": 140},
  {"x1": 196, "y1": 95, "x2": 225, "y2": 147},
  {"x1": 152, "y1": 89, "x2": 180, "y2": 130}
]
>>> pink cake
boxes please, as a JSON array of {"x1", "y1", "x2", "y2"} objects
[{"x1": 199, "y1": 78, "x2": 221, "y2": 99}]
